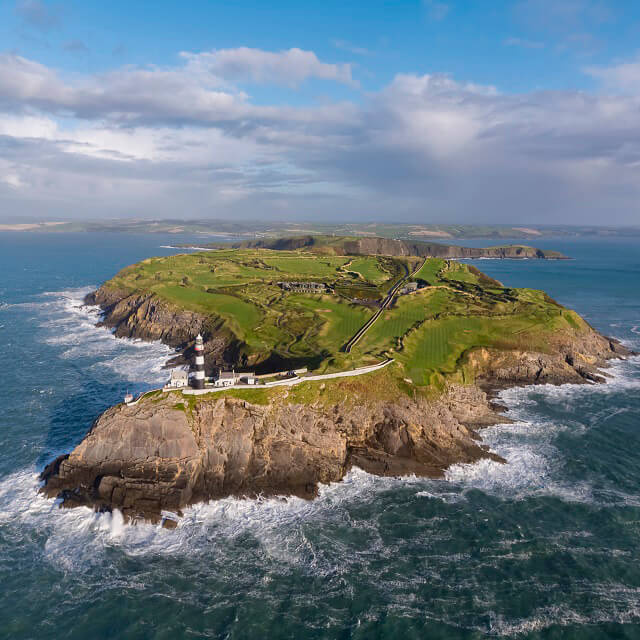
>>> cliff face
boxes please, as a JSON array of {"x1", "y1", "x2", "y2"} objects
[
  {"x1": 41, "y1": 329, "x2": 633, "y2": 525},
  {"x1": 41, "y1": 384, "x2": 503, "y2": 524},
  {"x1": 472, "y1": 327, "x2": 631, "y2": 390},
  {"x1": 87, "y1": 287, "x2": 206, "y2": 348},
  {"x1": 235, "y1": 236, "x2": 567, "y2": 259},
  {"x1": 86, "y1": 287, "x2": 238, "y2": 372},
  {"x1": 341, "y1": 238, "x2": 560, "y2": 259}
]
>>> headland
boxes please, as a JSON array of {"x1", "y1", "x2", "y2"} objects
[{"x1": 41, "y1": 237, "x2": 632, "y2": 526}]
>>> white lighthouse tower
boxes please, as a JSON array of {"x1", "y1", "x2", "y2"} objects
[{"x1": 193, "y1": 333, "x2": 205, "y2": 390}]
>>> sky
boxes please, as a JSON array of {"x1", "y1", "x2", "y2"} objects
[{"x1": 1, "y1": 0, "x2": 640, "y2": 225}]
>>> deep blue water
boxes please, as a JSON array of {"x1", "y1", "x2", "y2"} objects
[{"x1": 0, "y1": 232, "x2": 639, "y2": 639}]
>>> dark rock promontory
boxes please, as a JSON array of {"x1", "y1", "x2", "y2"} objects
[{"x1": 41, "y1": 326, "x2": 633, "y2": 525}]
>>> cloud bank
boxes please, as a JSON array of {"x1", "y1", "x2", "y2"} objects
[{"x1": 1, "y1": 46, "x2": 639, "y2": 223}]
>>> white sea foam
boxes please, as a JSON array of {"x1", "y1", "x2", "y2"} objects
[
  {"x1": 487, "y1": 594, "x2": 640, "y2": 636},
  {"x1": 6, "y1": 287, "x2": 640, "y2": 571},
  {"x1": 158, "y1": 245, "x2": 214, "y2": 251},
  {"x1": 444, "y1": 353, "x2": 640, "y2": 504},
  {"x1": 37, "y1": 286, "x2": 174, "y2": 385},
  {"x1": 13, "y1": 353, "x2": 639, "y2": 564},
  {"x1": 0, "y1": 465, "x2": 436, "y2": 570},
  {"x1": 443, "y1": 414, "x2": 593, "y2": 503}
]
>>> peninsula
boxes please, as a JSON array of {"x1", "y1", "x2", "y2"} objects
[
  {"x1": 42, "y1": 238, "x2": 631, "y2": 526},
  {"x1": 178, "y1": 234, "x2": 569, "y2": 260}
]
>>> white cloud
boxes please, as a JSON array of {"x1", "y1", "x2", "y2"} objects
[
  {"x1": 1, "y1": 172, "x2": 25, "y2": 189},
  {"x1": 0, "y1": 49, "x2": 356, "y2": 127},
  {"x1": 181, "y1": 47, "x2": 356, "y2": 87},
  {"x1": 585, "y1": 57, "x2": 640, "y2": 93},
  {"x1": 1, "y1": 51, "x2": 640, "y2": 224}
]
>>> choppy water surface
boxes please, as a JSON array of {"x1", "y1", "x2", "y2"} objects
[{"x1": 0, "y1": 233, "x2": 639, "y2": 639}]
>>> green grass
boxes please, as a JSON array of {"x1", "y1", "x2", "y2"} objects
[
  {"x1": 261, "y1": 255, "x2": 350, "y2": 276},
  {"x1": 412, "y1": 258, "x2": 445, "y2": 283},
  {"x1": 105, "y1": 248, "x2": 587, "y2": 386},
  {"x1": 355, "y1": 288, "x2": 450, "y2": 356},
  {"x1": 397, "y1": 304, "x2": 571, "y2": 385},
  {"x1": 347, "y1": 257, "x2": 392, "y2": 284},
  {"x1": 288, "y1": 294, "x2": 372, "y2": 352},
  {"x1": 440, "y1": 261, "x2": 481, "y2": 284}
]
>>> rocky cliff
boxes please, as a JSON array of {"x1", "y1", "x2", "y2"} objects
[
  {"x1": 227, "y1": 235, "x2": 568, "y2": 260},
  {"x1": 86, "y1": 287, "x2": 238, "y2": 372},
  {"x1": 41, "y1": 327, "x2": 633, "y2": 526},
  {"x1": 41, "y1": 383, "x2": 504, "y2": 525},
  {"x1": 340, "y1": 238, "x2": 565, "y2": 260}
]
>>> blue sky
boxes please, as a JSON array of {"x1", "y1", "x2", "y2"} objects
[
  {"x1": 3, "y1": 0, "x2": 636, "y2": 92},
  {"x1": 1, "y1": 0, "x2": 640, "y2": 224}
]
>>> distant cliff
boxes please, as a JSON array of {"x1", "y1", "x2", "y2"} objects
[{"x1": 222, "y1": 235, "x2": 568, "y2": 259}]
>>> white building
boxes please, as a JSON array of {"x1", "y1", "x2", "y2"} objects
[
  {"x1": 240, "y1": 373, "x2": 257, "y2": 385},
  {"x1": 214, "y1": 370, "x2": 237, "y2": 387},
  {"x1": 167, "y1": 369, "x2": 189, "y2": 388},
  {"x1": 213, "y1": 370, "x2": 258, "y2": 387}
]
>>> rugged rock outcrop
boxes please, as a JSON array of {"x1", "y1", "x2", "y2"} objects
[
  {"x1": 340, "y1": 238, "x2": 564, "y2": 260},
  {"x1": 86, "y1": 287, "x2": 238, "y2": 372},
  {"x1": 473, "y1": 330, "x2": 631, "y2": 391},
  {"x1": 86, "y1": 287, "x2": 206, "y2": 348},
  {"x1": 41, "y1": 330, "x2": 634, "y2": 526},
  {"x1": 41, "y1": 384, "x2": 503, "y2": 525}
]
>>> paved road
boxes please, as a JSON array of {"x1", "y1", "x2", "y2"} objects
[
  {"x1": 178, "y1": 358, "x2": 394, "y2": 395},
  {"x1": 342, "y1": 258, "x2": 426, "y2": 353}
]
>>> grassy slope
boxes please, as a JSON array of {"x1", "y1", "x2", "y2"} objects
[
  {"x1": 104, "y1": 248, "x2": 587, "y2": 384},
  {"x1": 105, "y1": 249, "x2": 399, "y2": 367}
]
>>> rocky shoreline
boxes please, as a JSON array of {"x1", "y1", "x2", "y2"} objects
[
  {"x1": 40, "y1": 291, "x2": 634, "y2": 526},
  {"x1": 84, "y1": 287, "x2": 237, "y2": 373}
]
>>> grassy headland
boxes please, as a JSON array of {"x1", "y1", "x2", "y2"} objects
[{"x1": 100, "y1": 242, "x2": 586, "y2": 387}]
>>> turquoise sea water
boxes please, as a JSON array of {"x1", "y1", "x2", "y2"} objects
[{"x1": 0, "y1": 233, "x2": 639, "y2": 639}]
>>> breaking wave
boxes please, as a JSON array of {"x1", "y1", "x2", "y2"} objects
[
  {"x1": 445, "y1": 353, "x2": 640, "y2": 506},
  {"x1": 37, "y1": 286, "x2": 175, "y2": 385},
  {"x1": 158, "y1": 245, "x2": 214, "y2": 251},
  {"x1": 11, "y1": 292, "x2": 640, "y2": 560},
  {"x1": 0, "y1": 466, "x2": 428, "y2": 570}
]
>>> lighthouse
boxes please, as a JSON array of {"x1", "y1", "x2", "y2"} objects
[{"x1": 193, "y1": 333, "x2": 205, "y2": 389}]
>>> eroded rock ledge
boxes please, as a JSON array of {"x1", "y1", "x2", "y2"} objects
[{"x1": 41, "y1": 330, "x2": 633, "y2": 526}]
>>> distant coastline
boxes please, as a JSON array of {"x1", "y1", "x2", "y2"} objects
[{"x1": 1, "y1": 219, "x2": 639, "y2": 241}]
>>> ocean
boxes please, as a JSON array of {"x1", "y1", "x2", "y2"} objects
[{"x1": 0, "y1": 232, "x2": 639, "y2": 639}]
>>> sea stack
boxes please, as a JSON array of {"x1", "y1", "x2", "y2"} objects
[{"x1": 193, "y1": 333, "x2": 205, "y2": 389}]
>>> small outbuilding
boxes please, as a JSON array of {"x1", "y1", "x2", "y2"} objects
[
  {"x1": 240, "y1": 373, "x2": 257, "y2": 385},
  {"x1": 167, "y1": 369, "x2": 189, "y2": 388},
  {"x1": 214, "y1": 370, "x2": 237, "y2": 387},
  {"x1": 399, "y1": 281, "x2": 420, "y2": 295},
  {"x1": 277, "y1": 281, "x2": 326, "y2": 293}
]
